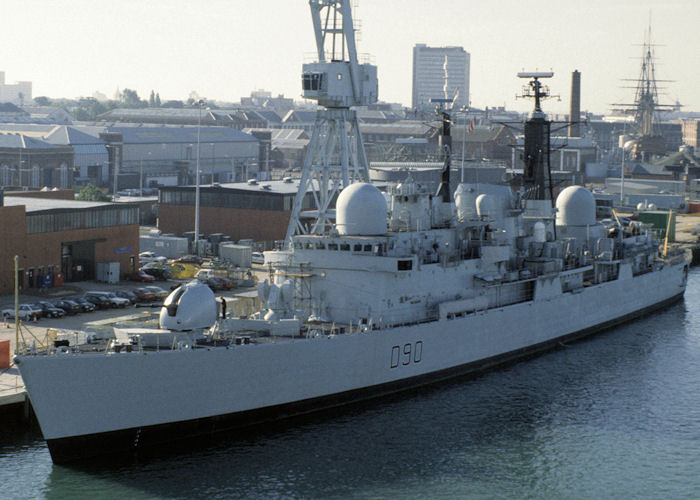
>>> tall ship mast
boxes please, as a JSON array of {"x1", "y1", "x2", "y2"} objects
[{"x1": 613, "y1": 21, "x2": 675, "y2": 159}]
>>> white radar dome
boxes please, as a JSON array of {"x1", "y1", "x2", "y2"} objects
[
  {"x1": 159, "y1": 280, "x2": 217, "y2": 331},
  {"x1": 336, "y1": 183, "x2": 387, "y2": 236},
  {"x1": 556, "y1": 185, "x2": 596, "y2": 227}
]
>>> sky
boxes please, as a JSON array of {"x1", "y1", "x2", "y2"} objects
[{"x1": 1, "y1": 0, "x2": 698, "y2": 115}]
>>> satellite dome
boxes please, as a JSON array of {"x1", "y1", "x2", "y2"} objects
[
  {"x1": 335, "y1": 183, "x2": 387, "y2": 236},
  {"x1": 556, "y1": 185, "x2": 595, "y2": 227}
]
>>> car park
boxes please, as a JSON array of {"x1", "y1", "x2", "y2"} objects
[
  {"x1": 33, "y1": 301, "x2": 66, "y2": 318},
  {"x1": 125, "y1": 270, "x2": 156, "y2": 283},
  {"x1": 2, "y1": 303, "x2": 43, "y2": 321},
  {"x1": 53, "y1": 299, "x2": 82, "y2": 315}
]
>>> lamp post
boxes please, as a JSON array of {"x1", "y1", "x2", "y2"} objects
[
  {"x1": 194, "y1": 99, "x2": 205, "y2": 256},
  {"x1": 210, "y1": 142, "x2": 215, "y2": 183}
]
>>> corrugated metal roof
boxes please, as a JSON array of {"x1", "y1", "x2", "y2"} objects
[
  {"x1": 108, "y1": 126, "x2": 257, "y2": 144},
  {"x1": 0, "y1": 133, "x2": 67, "y2": 150},
  {"x1": 44, "y1": 125, "x2": 107, "y2": 145}
]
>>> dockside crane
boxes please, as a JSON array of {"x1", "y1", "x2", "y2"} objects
[{"x1": 285, "y1": 0, "x2": 378, "y2": 244}]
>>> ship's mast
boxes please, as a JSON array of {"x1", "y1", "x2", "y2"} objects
[
  {"x1": 285, "y1": 0, "x2": 378, "y2": 245},
  {"x1": 612, "y1": 20, "x2": 675, "y2": 158},
  {"x1": 517, "y1": 72, "x2": 555, "y2": 202}
]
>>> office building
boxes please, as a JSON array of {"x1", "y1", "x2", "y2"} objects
[{"x1": 412, "y1": 44, "x2": 470, "y2": 111}]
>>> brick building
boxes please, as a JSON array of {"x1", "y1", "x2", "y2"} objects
[
  {"x1": 0, "y1": 194, "x2": 139, "y2": 293},
  {"x1": 158, "y1": 180, "x2": 315, "y2": 248}
]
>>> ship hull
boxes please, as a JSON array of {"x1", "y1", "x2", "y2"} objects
[{"x1": 18, "y1": 262, "x2": 688, "y2": 464}]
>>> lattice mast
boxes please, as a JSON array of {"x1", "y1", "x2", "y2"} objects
[{"x1": 285, "y1": 0, "x2": 378, "y2": 244}]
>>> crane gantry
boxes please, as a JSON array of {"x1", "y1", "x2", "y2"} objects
[{"x1": 285, "y1": 0, "x2": 378, "y2": 244}]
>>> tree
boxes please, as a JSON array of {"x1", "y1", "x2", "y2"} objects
[
  {"x1": 34, "y1": 96, "x2": 51, "y2": 106},
  {"x1": 74, "y1": 97, "x2": 109, "y2": 121},
  {"x1": 149, "y1": 90, "x2": 156, "y2": 107},
  {"x1": 76, "y1": 184, "x2": 111, "y2": 202},
  {"x1": 121, "y1": 88, "x2": 144, "y2": 108},
  {"x1": 155, "y1": 93, "x2": 161, "y2": 107}
]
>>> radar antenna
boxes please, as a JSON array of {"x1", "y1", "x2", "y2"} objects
[{"x1": 285, "y1": 0, "x2": 378, "y2": 244}]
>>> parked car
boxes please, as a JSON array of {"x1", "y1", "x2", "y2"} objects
[
  {"x1": 132, "y1": 287, "x2": 157, "y2": 302},
  {"x1": 33, "y1": 301, "x2": 66, "y2": 318},
  {"x1": 203, "y1": 277, "x2": 224, "y2": 291},
  {"x1": 251, "y1": 252, "x2": 265, "y2": 265},
  {"x1": 114, "y1": 290, "x2": 139, "y2": 304},
  {"x1": 141, "y1": 263, "x2": 172, "y2": 280},
  {"x1": 139, "y1": 251, "x2": 167, "y2": 264},
  {"x1": 52, "y1": 299, "x2": 82, "y2": 315},
  {"x1": 82, "y1": 294, "x2": 112, "y2": 310},
  {"x1": 84, "y1": 291, "x2": 131, "y2": 308},
  {"x1": 2, "y1": 303, "x2": 43, "y2": 321},
  {"x1": 174, "y1": 254, "x2": 203, "y2": 265},
  {"x1": 144, "y1": 285, "x2": 169, "y2": 300},
  {"x1": 73, "y1": 297, "x2": 97, "y2": 312},
  {"x1": 125, "y1": 270, "x2": 156, "y2": 283}
]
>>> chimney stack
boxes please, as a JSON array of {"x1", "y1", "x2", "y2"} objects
[{"x1": 569, "y1": 70, "x2": 581, "y2": 138}]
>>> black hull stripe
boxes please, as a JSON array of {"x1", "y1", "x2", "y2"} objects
[{"x1": 47, "y1": 292, "x2": 685, "y2": 464}]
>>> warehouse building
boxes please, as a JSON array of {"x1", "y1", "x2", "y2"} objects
[
  {"x1": 158, "y1": 179, "x2": 315, "y2": 248},
  {"x1": 0, "y1": 193, "x2": 139, "y2": 293}
]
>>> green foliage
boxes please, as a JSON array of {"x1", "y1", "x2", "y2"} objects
[
  {"x1": 122, "y1": 88, "x2": 145, "y2": 108},
  {"x1": 73, "y1": 97, "x2": 114, "y2": 121},
  {"x1": 76, "y1": 184, "x2": 111, "y2": 202},
  {"x1": 34, "y1": 96, "x2": 51, "y2": 106}
]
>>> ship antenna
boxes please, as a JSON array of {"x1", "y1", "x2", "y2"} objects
[{"x1": 431, "y1": 98, "x2": 453, "y2": 203}]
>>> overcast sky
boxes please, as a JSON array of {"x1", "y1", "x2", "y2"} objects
[{"x1": 1, "y1": 0, "x2": 698, "y2": 114}]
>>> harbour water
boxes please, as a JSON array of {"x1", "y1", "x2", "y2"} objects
[{"x1": 2, "y1": 269, "x2": 700, "y2": 499}]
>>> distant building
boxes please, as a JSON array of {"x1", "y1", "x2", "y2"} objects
[
  {"x1": 240, "y1": 90, "x2": 294, "y2": 111},
  {"x1": 0, "y1": 71, "x2": 32, "y2": 106},
  {"x1": 95, "y1": 126, "x2": 260, "y2": 189},
  {"x1": 412, "y1": 44, "x2": 470, "y2": 111},
  {"x1": 0, "y1": 133, "x2": 74, "y2": 188},
  {"x1": 682, "y1": 120, "x2": 700, "y2": 149}
]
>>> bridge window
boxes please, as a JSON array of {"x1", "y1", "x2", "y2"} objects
[{"x1": 398, "y1": 260, "x2": 412, "y2": 271}]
